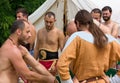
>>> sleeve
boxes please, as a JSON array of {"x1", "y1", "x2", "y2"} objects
[
  {"x1": 57, "y1": 36, "x2": 79, "y2": 81},
  {"x1": 109, "y1": 75, "x2": 120, "y2": 83},
  {"x1": 109, "y1": 42, "x2": 120, "y2": 83},
  {"x1": 61, "y1": 78, "x2": 73, "y2": 83}
]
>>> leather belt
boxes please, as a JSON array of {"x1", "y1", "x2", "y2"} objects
[{"x1": 79, "y1": 76, "x2": 103, "y2": 83}]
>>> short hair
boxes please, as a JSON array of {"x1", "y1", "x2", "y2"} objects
[
  {"x1": 10, "y1": 19, "x2": 28, "y2": 34},
  {"x1": 102, "y1": 6, "x2": 112, "y2": 13},
  {"x1": 45, "y1": 11, "x2": 55, "y2": 18},
  {"x1": 16, "y1": 8, "x2": 29, "y2": 17},
  {"x1": 91, "y1": 8, "x2": 102, "y2": 17}
]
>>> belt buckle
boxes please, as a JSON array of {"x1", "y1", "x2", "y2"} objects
[
  {"x1": 96, "y1": 77, "x2": 98, "y2": 83},
  {"x1": 40, "y1": 50, "x2": 47, "y2": 59}
]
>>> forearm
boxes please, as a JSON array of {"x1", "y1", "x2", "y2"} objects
[
  {"x1": 33, "y1": 48, "x2": 39, "y2": 60},
  {"x1": 24, "y1": 71, "x2": 55, "y2": 83},
  {"x1": 33, "y1": 63, "x2": 52, "y2": 76}
]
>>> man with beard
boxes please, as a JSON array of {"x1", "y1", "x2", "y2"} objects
[
  {"x1": 34, "y1": 11, "x2": 65, "y2": 76},
  {"x1": 102, "y1": 6, "x2": 119, "y2": 38},
  {"x1": 91, "y1": 8, "x2": 111, "y2": 34},
  {"x1": 0, "y1": 19, "x2": 56, "y2": 83},
  {"x1": 16, "y1": 8, "x2": 36, "y2": 56}
]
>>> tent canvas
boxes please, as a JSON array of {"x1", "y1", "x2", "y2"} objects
[{"x1": 28, "y1": 0, "x2": 120, "y2": 31}]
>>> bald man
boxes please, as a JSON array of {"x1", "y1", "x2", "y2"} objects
[{"x1": 64, "y1": 20, "x2": 77, "y2": 44}]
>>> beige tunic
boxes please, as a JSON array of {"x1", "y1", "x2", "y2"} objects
[{"x1": 57, "y1": 31, "x2": 120, "y2": 81}]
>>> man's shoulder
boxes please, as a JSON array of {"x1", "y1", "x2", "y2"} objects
[{"x1": 1, "y1": 45, "x2": 20, "y2": 58}]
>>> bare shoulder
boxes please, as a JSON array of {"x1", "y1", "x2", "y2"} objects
[
  {"x1": 1, "y1": 45, "x2": 21, "y2": 60},
  {"x1": 56, "y1": 28, "x2": 64, "y2": 35},
  {"x1": 112, "y1": 21, "x2": 119, "y2": 26}
]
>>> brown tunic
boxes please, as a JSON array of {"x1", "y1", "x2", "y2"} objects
[{"x1": 57, "y1": 31, "x2": 120, "y2": 81}]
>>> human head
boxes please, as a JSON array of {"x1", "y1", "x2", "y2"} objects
[
  {"x1": 75, "y1": 9, "x2": 108, "y2": 48},
  {"x1": 74, "y1": 9, "x2": 93, "y2": 31},
  {"x1": 16, "y1": 8, "x2": 28, "y2": 20},
  {"x1": 102, "y1": 6, "x2": 112, "y2": 21},
  {"x1": 44, "y1": 11, "x2": 56, "y2": 31},
  {"x1": 91, "y1": 8, "x2": 102, "y2": 22},
  {"x1": 66, "y1": 20, "x2": 77, "y2": 36},
  {"x1": 10, "y1": 19, "x2": 31, "y2": 45}
]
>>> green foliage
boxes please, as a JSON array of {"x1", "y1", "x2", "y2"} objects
[{"x1": 0, "y1": 0, "x2": 46, "y2": 46}]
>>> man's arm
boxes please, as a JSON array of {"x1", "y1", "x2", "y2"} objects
[
  {"x1": 58, "y1": 30, "x2": 65, "y2": 51},
  {"x1": 9, "y1": 47, "x2": 55, "y2": 83},
  {"x1": 93, "y1": 19, "x2": 110, "y2": 34},
  {"x1": 34, "y1": 30, "x2": 40, "y2": 60},
  {"x1": 111, "y1": 23, "x2": 119, "y2": 38}
]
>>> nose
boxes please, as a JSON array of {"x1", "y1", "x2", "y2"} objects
[
  {"x1": 29, "y1": 32, "x2": 31, "y2": 37},
  {"x1": 47, "y1": 22, "x2": 51, "y2": 26}
]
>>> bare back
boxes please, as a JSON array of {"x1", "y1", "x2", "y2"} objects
[
  {"x1": 0, "y1": 39, "x2": 20, "y2": 83},
  {"x1": 37, "y1": 27, "x2": 64, "y2": 52}
]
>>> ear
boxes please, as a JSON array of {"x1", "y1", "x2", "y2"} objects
[
  {"x1": 16, "y1": 29, "x2": 22, "y2": 35},
  {"x1": 54, "y1": 19, "x2": 56, "y2": 22},
  {"x1": 76, "y1": 21, "x2": 80, "y2": 27}
]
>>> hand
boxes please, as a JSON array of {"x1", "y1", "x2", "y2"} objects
[
  {"x1": 18, "y1": 45, "x2": 29, "y2": 56},
  {"x1": 73, "y1": 76, "x2": 79, "y2": 83}
]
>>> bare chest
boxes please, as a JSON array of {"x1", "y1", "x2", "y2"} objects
[{"x1": 39, "y1": 31, "x2": 58, "y2": 45}]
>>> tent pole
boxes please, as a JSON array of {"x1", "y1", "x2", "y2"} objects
[{"x1": 63, "y1": 0, "x2": 68, "y2": 36}]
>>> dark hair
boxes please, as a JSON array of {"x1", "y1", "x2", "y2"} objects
[
  {"x1": 45, "y1": 11, "x2": 55, "y2": 18},
  {"x1": 10, "y1": 19, "x2": 28, "y2": 34},
  {"x1": 91, "y1": 8, "x2": 102, "y2": 17},
  {"x1": 75, "y1": 9, "x2": 108, "y2": 48},
  {"x1": 16, "y1": 8, "x2": 29, "y2": 18},
  {"x1": 102, "y1": 6, "x2": 112, "y2": 13}
]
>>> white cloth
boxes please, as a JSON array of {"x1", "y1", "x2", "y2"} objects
[
  {"x1": 61, "y1": 78, "x2": 73, "y2": 83},
  {"x1": 110, "y1": 75, "x2": 120, "y2": 83}
]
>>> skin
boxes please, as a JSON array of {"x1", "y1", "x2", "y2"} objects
[
  {"x1": 64, "y1": 21, "x2": 77, "y2": 44},
  {"x1": 91, "y1": 12, "x2": 101, "y2": 22},
  {"x1": 66, "y1": 21, "x2": 77, "y2": 36},
  {"x1": 16, "y1": 12, "x2": 36, "y2": 50},
  {"x1": 34, "y1": 14, "x2": 65, "y2": 59},
  {"x1": 91, "y1": 11, "x2": 111, "y2": 34},
  {"x1": 0, "y1": 21, "x2": 55, "y2": 83},
  {"x1": 102, "y1": 10, "x2": 119, "y2": 38}
]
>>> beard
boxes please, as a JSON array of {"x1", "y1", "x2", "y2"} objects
[
  {"x1": 18, "y1": 38, "x2": 30, "y2": 51},
  {"x1": 18, "y1": 38, "x2": 27, "y2": 45},
  {"x1": 103, "y1": 16, "x2": 111, "y2": 21}
]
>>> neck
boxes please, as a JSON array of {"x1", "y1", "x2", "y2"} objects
[
  {"x1": 9, "y1": 35, "x2": 19, "y2": 46},
  {"x1": 105, "y1": 20, "x2": 111, "y2": 25}
]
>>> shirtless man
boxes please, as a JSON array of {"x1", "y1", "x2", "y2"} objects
[
  {"x1": 0, "y1": 19, "x2": 56, "y2": 83},
  {"x1": 102, "y1": 6, "x2": 119, "y2": 38},
  {"x1": 91, "y1": 8, "x2": 102, "y2": 22},
  {"x1": 34, "y1": 11, "x2": 65, "y2": 76},
  {"x1": 64, "y1": 20, "x2": 77, "y2": 43},
  {"x1": 16, "y1": 8, "x2": 36, "y2": 55},
  {"x1": 91, "y1": 8, "x2": 110, "y2": 34}
]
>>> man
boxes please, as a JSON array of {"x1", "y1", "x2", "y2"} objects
[
  {"x1": 34, "y1": 11, "x2": 65, "y2": 76},
  {"x1": 91, "y1": 8, "x2": 102, "y2": 22},
  {"x1": 64, "y1": 20, "x2": 77, "y2": 43},
  {"x1": 16, "y1": 8, "x2": 36, "y2": 55},
  {"x1": 0, "y1": 19, "x2": 56, "y2": 83},
  {"x1": 91, "y1": 8, "x2": 110, "y2": 34},
  {"x1": 102, "y1": 6, "x2": 119, "y2": 38},
  {"x1": 57, "y1": 9, "x2": 120, "y2": 83}
]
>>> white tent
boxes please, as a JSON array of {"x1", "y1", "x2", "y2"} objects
[{"x1": 28, "y1": 0, "x2": 120, "y2": 31}]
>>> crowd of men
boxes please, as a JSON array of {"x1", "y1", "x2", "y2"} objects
[{"x1": 0, "y1": 6, "x2": 120, "y2": 83}]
